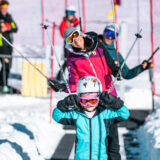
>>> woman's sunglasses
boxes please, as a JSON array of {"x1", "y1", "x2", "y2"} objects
[{"x1": 66, "y1": 31, "x2": 80, "y2": 43}]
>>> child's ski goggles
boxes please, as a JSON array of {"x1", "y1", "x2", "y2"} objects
[
  {"x1": 80, "y1": 97, "x2": 99, "y2": 107},
  {"x1": 104, "y1": 29, "x2": 118, "y2": 39},
  {"x1": 66, "y1": 31, "x2": 80, "y2": 43}
]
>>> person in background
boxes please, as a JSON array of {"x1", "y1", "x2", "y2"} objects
[
  {"x1": 0, "y1": 0, "x2": 18, "y2": 93},
  {"x1": 101, "y1": 23, "x2": 151, "y2": 80},
  {"x1": 56, "y1": 5, "x2": 80, "y2": 81},
  {"x1": 53, "y1": 76, "x2": 129, "y2": 160},
  {"x1": 59, "y1": 5, "x2": 80, "y2": 38}
]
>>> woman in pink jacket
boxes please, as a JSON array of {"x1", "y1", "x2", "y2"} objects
[{"x1": 65, "y1": 27, "x2": 119, "y2": 96}]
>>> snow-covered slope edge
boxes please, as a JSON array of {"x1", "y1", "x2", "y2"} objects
[{"x1": 138, "y1": 96, "x2": 160, "y2": 160}]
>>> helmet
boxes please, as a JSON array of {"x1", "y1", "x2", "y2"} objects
[
  {"x1": 65, "y1": 5, "x2": 76, "y2": 12},
  {"x1": 77, "y1": 76, "x2": 102, "y2": 94},
  {"x1": 104, "y1": 23, "x2": 119, "y2": 35},
  {"x1": 0, "y1": 0, "x2": 9, "y2": 7},
  {"x1": 65, "y1": 5, "x2": 76, "y2": 16}
]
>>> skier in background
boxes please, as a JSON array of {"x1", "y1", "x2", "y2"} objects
[
  {"x1": 53, "y1": 75, "x2": 129, "y2": 160},
  {"x1": 59, "y1": 5, "x2": 80, "y2": 38},
  {"x1": 0, "y1": 0, "x2": 18, "y2": 93},
  {"x1": 56, "y1": 5, "x2": 80, "y2": 81},
  {"x1": 101, "y1": 23, "x2": 151, "y2": 79}
]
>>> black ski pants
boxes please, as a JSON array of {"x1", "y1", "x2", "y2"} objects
[
  {"x1": 107, "y1": 124, "x2": 121, "y2": 160},
  {"x1": 0, "y1": 46, "x2": 12, "y2": 87}
]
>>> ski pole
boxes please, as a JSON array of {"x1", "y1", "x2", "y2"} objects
[
  {"x1": 108, "y1": 29, "x2": 142, "y2": 93},
  {"x1": 111, "y1": 0, "x2": 119, "y2": 65},
  {"x1": 42, "y1": 25, "x2": 73, "y2": 95},
  {"x1": 0, "y1": 34, "x2": 56, "y2": 87},
  {"x1": 78, "y1": 0, "x2": 82, "y2": 31},
  {"x1": 42, "y1": 24, "x2": 78, "y2": 109},
  {"x1": 147, "y1": 46, "x2": 159, "y2": 62}
]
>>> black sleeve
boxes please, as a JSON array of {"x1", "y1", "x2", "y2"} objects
[{"x1": 98, "y1": 42, "x2": 119, "y2": 77}]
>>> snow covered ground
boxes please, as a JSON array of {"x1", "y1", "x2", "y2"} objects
[
  {"x1": 0, "y1": 88, "x2": 160, "y2": 160},
  {"x1": 0, "y1": 92, "x2": 67, "y2": 160},
  {"x1": 138, "y1": 96, "x2": 160, "y2": 160}
]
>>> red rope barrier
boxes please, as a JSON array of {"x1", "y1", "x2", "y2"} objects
[
  {"x1": 150, "y1": 0, "x2": 155, "y2": 96},
  {"x1": 82, "y1": 0, "x2": 86, "y2": 33}
]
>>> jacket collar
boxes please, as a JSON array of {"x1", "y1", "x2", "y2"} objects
[{"x1": 75, "y1": 105, "x2": 106, "y2": 118}]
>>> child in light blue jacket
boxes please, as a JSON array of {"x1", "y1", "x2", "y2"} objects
[{"x1": 53, "y1": 76, "x2": 129, "y2": 160}]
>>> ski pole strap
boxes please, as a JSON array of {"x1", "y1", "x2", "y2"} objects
[{"x1": 147, "y1": 46, "x2": 160, "y2": 62}]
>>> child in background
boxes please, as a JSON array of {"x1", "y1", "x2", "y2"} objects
[{"x1": 53, "y1": 76, "x2": 130, "y2": 160}]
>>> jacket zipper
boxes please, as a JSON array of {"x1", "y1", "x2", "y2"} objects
[{"x1": 89, "y1": 118, "x2": 92, "y2": 160}]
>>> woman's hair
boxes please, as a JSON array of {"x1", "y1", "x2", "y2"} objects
[
  {"x1": 72, "y1": 46, "x2": 82, "y2": 52},
  {"x1": 72, "y1": 36, "x2": 95, "y2": 53}
]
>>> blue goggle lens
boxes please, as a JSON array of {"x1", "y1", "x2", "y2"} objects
[{"x1": 104, "y1": 30, "x2": 118, "y2": 39}]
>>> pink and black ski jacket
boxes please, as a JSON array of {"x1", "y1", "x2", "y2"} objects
[{"x1": 66, "y1": 32, "x2": 119, "y2": 96}]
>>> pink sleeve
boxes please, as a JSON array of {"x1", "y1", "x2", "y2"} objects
[{"x1": 67, "y1": 58, "x2": 80, "y2": 93}]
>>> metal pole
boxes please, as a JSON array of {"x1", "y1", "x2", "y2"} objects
[
  {"x1": 50, "y1": 22, "x2": 55, "y2": 123},
  {"x1": 78, "y1": 0, "x2": 82, "y2": 31},
  {"x1": 42, "y1": 25, "x2": 72, "y2": 95},
  {"x1": 2, "y1": 59, "x2": 6, "y2": 87},
  {"x1": 43, "y1": 25, "x2": 78, "y2": 110},
  {"x1": 41, "y1": 0, "x2": 45, "y2": 47},
  {"x1": 82, "y1": 0, "x2": 86, "y2": 32},
  {"x1": 111, "y1": 0, "x2": 119, "y2": 65},
  {"x1": 0, "y1": 34, "x2": 50, "y2": 81},
  {"x1": 108, "y1": 29, "x2": 142, "y2": 93},
  {"x1": 137, "y1": 0, "x2": 141, "y2": 64},
  {"x1": 150, "y1": 0, "x2": 155, "y2": 112}
]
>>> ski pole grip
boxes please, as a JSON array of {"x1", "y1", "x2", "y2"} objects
[{"x1": 135, "y1": 28, "x2": 142, "y2": 38}]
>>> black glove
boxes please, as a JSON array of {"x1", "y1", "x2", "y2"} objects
[
  {"x1": 57, "y1": 94, "x2": 80, "y2": 112},
  {"x1": 48, "y1": 79, "x2": 66, "y2": 92},
  {"x1": 141, "y1": 60, "x2": 151, "y2": 70},
  {"x1": 99, "y1": 91, "x2": 124, "y2": 110}
]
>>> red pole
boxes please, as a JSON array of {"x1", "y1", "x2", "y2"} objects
[
  {"x1": 50, "y1": 22, "x2": 56, "y2": 123},
  {"x1": 41, "y1": 0, "x2": 45, "y2": 47},
  {"x1": 150, "y1": 0, "x2": 155, "y2": 96},
  {"x1": 82, "y1": 0, "x2": 86, "y2": 33},
  {"x1": 65, "y1": 0, "x2": 68, "y2": 7},
  {"x1": 113, "y1": 2, "x2": 119, "y2": 65}
]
